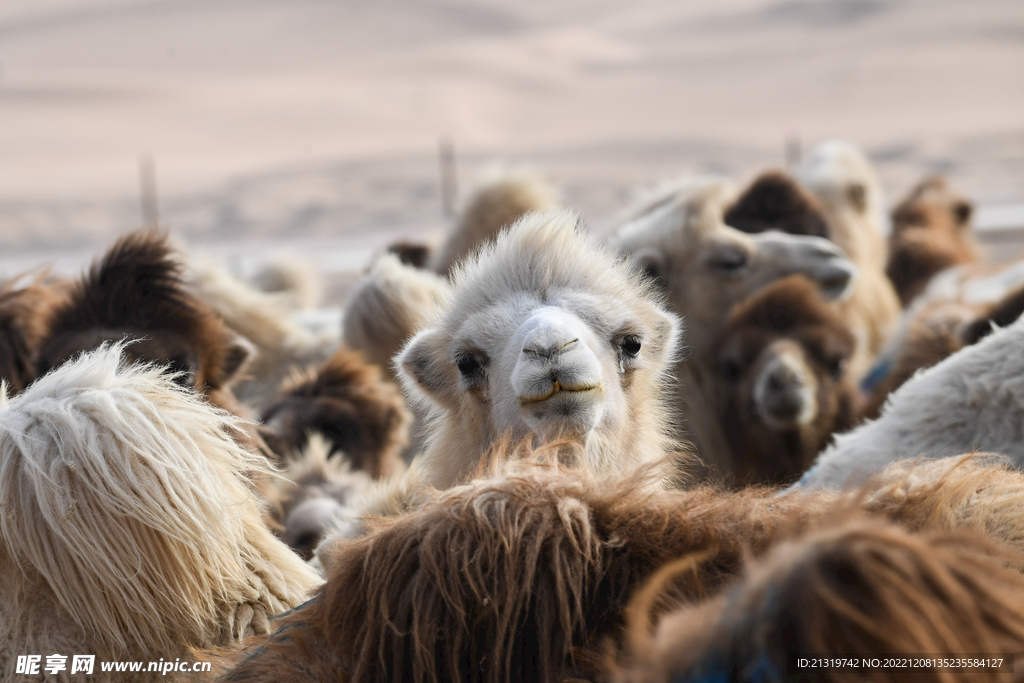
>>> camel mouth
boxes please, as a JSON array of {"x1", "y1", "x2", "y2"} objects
[{"x1": 517, "y1": 381, "x2": 604, "y2": 406}]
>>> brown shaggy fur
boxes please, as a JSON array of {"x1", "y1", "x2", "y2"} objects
[
  {"x1": 862, "y1": 284, "x2": 1024, "y2": 419},
  {"x1": 613, "y1": 519, "x2": 1024, "y2": 683},
  {"x1": 0, "y1": 273, "x2": 67, "y2": 395},
  {"x1": 713, "y1": 276, "x2": 858, "y2": 486},
  {"x1": 204, "y1": 452, "x2": 1024, "y2": 683},
  {"x1": 724, "y1": 170, "x2": 831, "y2": 239},
  {"x1": 887, "y1": 176, "x2": 979, "y2": 307},
  {"x1": 260, "y1": 346, "x2": 411, "y2": 478},
  {"x1": 35, "y1": 229, "x2": 252, "y2": 407}
]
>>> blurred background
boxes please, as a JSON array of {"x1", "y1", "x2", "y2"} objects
[{"x1": 1, "y1": 0, "x2": 1022, "y2": 279}]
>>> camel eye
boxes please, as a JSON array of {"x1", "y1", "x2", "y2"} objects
[
  {"x1": 708, "y1": 248, "x2": 748, "y2": 273},
  {"x1": 621, "y1": 336, "x2": 642, "y2": 357},
  {"x1": 826, "y1": 357, "x2": 845, "y2": 380},
  {"x1": 719, "y1": 360, "x2": 742, "y2": 382},
  {"x1": 456, "y1": 355, "x2": 481, "y2": 377}
]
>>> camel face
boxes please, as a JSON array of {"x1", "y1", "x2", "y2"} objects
[
  {"x1": 399, "y1": 211, "x2": 681, "y2": 488},
  {"x1": 715, "y1": 276, "x2": 857, "y2": 485},
  {"x1": 39, "y1": 328, "x2": 203, "y2": 388},
  {"x1": 748, "y1": 339, "x2": 820, "y2": 430},
  {"x1": 609, "y1": 181, "x2": 856, "y2": 354}
]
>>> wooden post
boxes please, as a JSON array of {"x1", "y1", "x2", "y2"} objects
[
  {"x1": 139, "y1": 153, "x2": 159, "y2": 228},
  {"x1": 439, "y1": 136, "x2": 457, "y2": 218}
]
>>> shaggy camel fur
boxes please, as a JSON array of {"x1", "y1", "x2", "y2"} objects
[
  {"x1": 713, "y1": 276, "x2": 858, "y2": 486},
  {"x1": 400, "y1": 210, "x2": 682, "y2": 489},
  {"x1": 0, "y1": 272, "x2": 66, "y2": 394},
  {"x1": 249, "y1": 254, "x2": 323, "y2": 310},
  {"x1": 430, "y1": 170, "x2": 562, "y2": 277},
  {"x1": 185, "y1": 256, "x2": 339, "y2": 410},
  {"x1": 613, "y1": 520, "x2": 1024, "y2": 683},
  {"x1": 0, "y1": 345, "x2": 321, "y2": 682},
  {"x1": 861, "y1": 283, "x2": 1024, "y2": 419},
  {"x1": 723, "y1": 169, "x2": 831, "y2": 239},
  {"x1": 887, "y1": 176, "x2": 979, "y2": 307},
  {"x1": 608, "y1": 177, "x2": 857, "y2": 479},
  {"x1": 796, "y1": 140, "x2": 902, "y2": 378},
  {"x1": 264, "y1": 434, "x2": 374, "y2": 561},
  {"x1": 799, "y1": 313, "x2": 1024, "y2": 489},
  {"x1": 260, "y1": 345, "x2": 411, "y2": 478},
  {"x1": 35, "y1": 230, "x2": 255, "y2": 420},
  {"x1": 205, "y1": 453, "x2": 1024, "y2": 683},
  {"x1": 342, "y1": 252, "x2": 451, "y2": 380}
]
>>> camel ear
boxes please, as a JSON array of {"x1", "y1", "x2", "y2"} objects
[
  {"x1": 953, "y1": 200, "x2": 973, "y2": 228},
  {"x1": 632, "y1": 247, "x2": 667, "y2": 287},
  {"x1": 647, "y1": 305, "x2": 684, "y2": 368},
  {"x1": 845, "y1": 182, "x2": 868, "y2": 214},
  {"x1": 397, "y1": 328, "x2": 451, "y2": 400},
  {"x1": 220, "y1": 334, "x2": 255, "y2": 385}
]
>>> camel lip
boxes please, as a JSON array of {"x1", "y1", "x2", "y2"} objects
[{"x1": 517, "y1": 381, "x2": 603, "y2": 406}]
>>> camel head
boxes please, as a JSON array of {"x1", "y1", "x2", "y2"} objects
[
  {"x1": 714, "y1": 276, "x2": 858, "y2": 484},
  {"x1": 35, "y1": 230, "x2": 253, "y2": 394},
  {"x1": 608, "y1": 177, "x2": 857, "y2": 356},
  {"x1": 398, "y1": 210, "x2": 681, "y2": 488}
]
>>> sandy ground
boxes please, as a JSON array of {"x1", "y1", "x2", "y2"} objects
[{"x1": 0, "y1": 0, "x2": 1023, "y2": 282}]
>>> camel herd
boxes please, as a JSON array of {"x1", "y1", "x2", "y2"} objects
[{"x1": 3, "y1": 140, "x2": 1024, "y2": 682}]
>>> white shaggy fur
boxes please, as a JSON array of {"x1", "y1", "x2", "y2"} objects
[
  {"x1": 400, "y1": 210, "x2": 682, "y2": 489},
  {"x1": 798, "y1": 315, "x2": 1024, "y2": 489},
  {"x1": 0, "y1": 345, "x2": 321, "y2": 680},
  {"x1": 185, "y1": 257, "x2": 339, "y2": 409}
]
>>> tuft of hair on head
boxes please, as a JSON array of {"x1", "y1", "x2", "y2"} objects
[
  {"x1": 342, "y1": 251, "x2": 451, "y2": 375},
  {"x1": 612, "y1": 517, "x2": 1024, "y2": 683},
  {"x1": 722, "y1": 273, "x2": 852, "y2": 339},
  {"x1": 724, "y1": 170, "x2": 831, "y2": 239},
  {"x1": 36, "y1": 229, "x2": 250, "y2": 391},
  {"x1": 0, "y1": 343, "x2": 321, "y2": 660},
  {"x1": 260, "y1": 345, "x2": 411, "y2": 478},
  {"x1": 431, "y1": 168, "x2": 563, "y2": 276}
]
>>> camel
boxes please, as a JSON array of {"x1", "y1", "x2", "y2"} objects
[
  {"x1": 0, "y1": 345, "x2": 321, "y2": 682},
  {"x1": 614, "y1": 519, "x2": 1024, "y2": 683},
  {"x1": 34, "y1": 230, "x2": 256, "y2": 422},
  {"x1": 248, "y1": 254, "x2": 323, "y2": 310},
  {"x1": 712, "y1": 275, "x2": 859, "y2": 486},
  {"x1": 430, "y1": 170, "x2": 562, "y2": 277},
  {"x1": 398, "y1": 209, "x2": 683, "y2": 489},
  {"x1": 260, "y1": 344, "x2": 411, "y2": 478},
  {"x1": 607, "y1": 177, "x2": 857, "y2": 479},
  {"x1": 204, "y1": 452, "x2": 1024, "y2": 683},
  {"x1": 264, "y1": 434, "x2": 375, "y2": 561},
  {"x1": 886, "y1": 176, "x2": 979, "y2": 307},
  {"x1": 723, "y1": 169, "x2": 831, "y2": 239},
  {"x1": 342, "y1": 251, "x2": 451, "y2": 381},
  {"x1": 795, "y1": 140, "x2": 902, "y2": 379},
  {"x1": 861, "y1": 283, "x2": 1024, "y2": 419},
  {"x1": 798, "y1": 313, "x2": 1024, "y2": 489},
  {"x1": 0, "y1": 272, "x2": 67, "y2": 395},
  {"x1": 184, "y1": 255, "x2": 339, "y2": 410}
]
